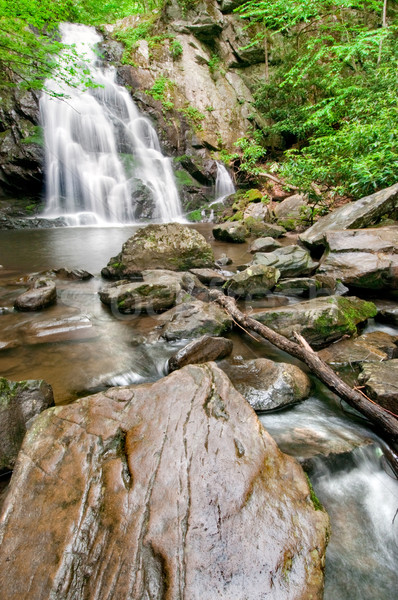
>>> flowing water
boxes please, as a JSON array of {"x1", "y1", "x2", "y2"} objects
[
  {"x1": 40, "y1": 23, "x2": 182, "y2": 225},
  {"x1": 0, "y1": 226, "x2": 397, "y2": 597}
]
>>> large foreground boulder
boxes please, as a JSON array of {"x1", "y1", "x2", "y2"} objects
[
  {"x1": 0, "y1": 363, "x2": 329, "y2": 599},
  {"x1": 101, "y1": 223, "x2": 214, "y2": 278},
  {"x1": 0, "y1": 377, "x2": 54, "y2": 471},
  {"x1": 253, "y1": 296, "x2": 377, "y2": 348},
  {"x1": 299, "y1": 183, "x2": 398, "y2": 249}
]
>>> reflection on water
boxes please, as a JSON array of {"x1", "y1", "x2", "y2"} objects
[{"x1": 0, "y1": 226, "x2": 397, "y2": 599}]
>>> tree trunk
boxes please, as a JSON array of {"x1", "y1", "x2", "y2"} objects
[
  {"x1": 377, "y1": 0, "x2": 388, "y2": 66},
  {"x1": 210, "y1": 290, "x2": 398, "y2": 457}
]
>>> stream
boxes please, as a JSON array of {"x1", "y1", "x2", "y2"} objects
[{"x1": 0, "y1": 224, "x2": 397, "y2": 598}]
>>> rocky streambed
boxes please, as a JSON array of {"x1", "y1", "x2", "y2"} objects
[{"x1": 0, "y1": 216, "x2": 398, "y2": 599}]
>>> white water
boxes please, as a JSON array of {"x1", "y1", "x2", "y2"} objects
[
  {"x1": 209, "y1": 162, "x2": 235, "y2": 207},
  {"x1": 40, "y1": 23, "x2": 182, "y2": 226}
]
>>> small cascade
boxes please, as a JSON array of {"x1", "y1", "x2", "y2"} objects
[
  {"x1": 214, "y1": 162, "x2": 235, "y2": 203},
  {"x1": 40, "y1": 23, "x2": 182, "y2": 226}
]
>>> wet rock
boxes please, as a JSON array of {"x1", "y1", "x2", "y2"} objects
[
  {"x1": 0, "y1": 363, "x2": 329, "y2": 599},
  {"x1": 221, "y1": 358, "x2": 311, "y2": 411},
  {"x1": 53, "y1": 268, "x2": 93, "y2": 280},
  {"x1": 168, "y1": 335, "x2": 233, "y2": 371},
  {"x1": 156, "y1": 299, "x2": 232, "y2": 341},
  {"x1": 102, "y1": 223, "x2": 214, "y2": 278},
  {"x1": 318, "y1": 331, "x2": 398, "y2": 367},
  {"x1": 142, "y1": 269, "x2": 206, "y2": 298},
  {"x1": 224, "y1": 264, "x2": 280, "y2": 298},
  {"x1": 189, "y1": 268, "x2": 228, "y2": 285},
  {"x1": 0, "y1": 216, "x2": 67, "y2": 229},
  {"x1": 13, "y1": 278, "x2": 56, "y2": 311},
  {"x1": 99, "y1": 280, "x2": 179, "y2": 314},
  {"x1": 253, "y1": 296, "x2": 377, "y2": 348},
  {"x1": 215, "y1": 253, "x2": 232, "y2": 267},
  {"x1": 249, "y1": 236, "x2": 282, "y2": 253},
  {"x1": 359, "y1": 360, "x2": 398, "y2": 413},
  {"x1": 375, "y1": 305, "x2": 398, "y2": 326},
  {"x1": 275, "y1": 277, "x2": 335, "y2": 298},
  {"x1": 212, "y1": 221, "x2": 248, "y2": 242},
  {"x1": 247, "y1": 221, "x2": 286, "y2": 239},
  {"x1": 22, "y1": 315, "x2": 97, "y2": 345},
  {"x1": 252, "y1": 245, "x2": 319, "y2": 278},
  {"x1": 300, "y1": 183, "x2": 398, "y2": 249},
  {"x1": 317, "y1": 227, "x2": 398, "y2": 291},
  {"x1": 0, "y1": 377, "x2": 54, "y2": 471}
]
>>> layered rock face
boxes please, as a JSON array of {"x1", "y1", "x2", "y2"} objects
[{"x1": 0, "y1": 363, "x2": 329, "y2": 599}]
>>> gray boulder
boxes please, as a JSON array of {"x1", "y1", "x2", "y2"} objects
[
  {"x1": 156, "y1": 299, "x2": 232, "y2": 341},
  {"x1": 0, "y1": 377, "x2": 54, "y2": 471},
  {"x1": 249, "y1": 237, "x2": 282, "y2": 253},
  {"x1": 102, "y1": 223, "x2": 214, "y2": 278},
  {"x1": 224, "y1": 264, "x2": 280, "y2": 297},
  {"x1": 254, "y1": 295, "x2": 377, "y2": 348},
  {"x1": 99, "y1": 280, "x2": 180, "y2": 314},
  {"x1": 317, "y1": 227, "x2": 398, "y2": 291},
  {"x1": 273, "y1": 194, "x2": 308, "y2": 226},
  {"x1": 359, "y1": 360, "x2": 398, "y2": 413},
  {"x1": 14, "y1": 278, "x2": 56, "y2": 311},
  {"x1": 300, "y1": 183, "x2": 398, "y2": 249},
  {"x1": 212, "y1": 221, "x2": 248, "y2": 243},
  {"x1": 252, "y1": 245, "x2": 318, "y2": 278},
  {"x1": 168, "y1": 335, "x2": 233, "y2": 371},
  {"x1": 319, "y1": 331, "x2": 398, "y2": 367},
  {"x1": 221, "y1": 358, "x2": 311, "y2": 411}
]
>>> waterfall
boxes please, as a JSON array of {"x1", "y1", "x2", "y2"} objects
[
  {"x1": 214, "y1": 162, "x2": 235, "y2": 202},
  {"x1": 40, "y1": 23, "x2": 182, "y2": 226}
]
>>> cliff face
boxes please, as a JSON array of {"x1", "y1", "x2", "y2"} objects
[
  {"x1": 0, "y1": 87, "x2": 43, "y2": 199},
  {"x1": 0, "y1": 0, "x2": 266, "y2": 201}
]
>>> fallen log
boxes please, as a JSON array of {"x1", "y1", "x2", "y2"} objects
[{"x1": 210, "y1": 289, "x2": 398, "y2": 454}]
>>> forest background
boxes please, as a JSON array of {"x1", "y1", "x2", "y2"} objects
[{"x1": 1, "y1": 0, "x2": 397, "y2": 201}]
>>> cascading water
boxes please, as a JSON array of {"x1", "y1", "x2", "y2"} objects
[
  {"x1": 40, "y1": 23, "x2": 182, "y2": 226},
  {"x1": 214, "y1": 162, "x2": 235, "y2": 203}
]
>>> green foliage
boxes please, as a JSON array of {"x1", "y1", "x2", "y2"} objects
[
  {"x1": 170, "y1": 38, "x2": 183, "y2": 60},
  {"x1": 178, "y1": 105, "x2": 205, "y2": 131},
  {"x1": 237, "y1": 0, "x2": 398, "y2": 198},
  {"x1": 145, "y1": 76, "x2": 175, "y2": 110},
  {"x1": 186, "y1": 209, "x2": 203, "y2": 222}
]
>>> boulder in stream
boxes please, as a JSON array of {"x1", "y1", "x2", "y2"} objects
[
  {"x1": 13, "y1": 277, "x2": 56, "y2": 311},
  {"x1": 168, "y1": 335, "x2": 233, "y2": 371},
  {"x1": 101, "y1": 223, "x2": 214, "y2": 278},
  {"x1": 224, "y1": 264, "x2": 280, "y2": 297},
  {"x1": 249, "y1": 236, "x2": 282, "y2": 253},
  {"x1": 156, "y1": 299, "x2": 233, "y2": 341},
  {"x1": 221, "y1": 358, "x2": 311, "y2": 411},
  {"x1": 252, "y1": 245, "x2": 319, "y2": 278},
  {"x1": 212, "y1": 221, "x2": 248, "y2": 242},
  {"x1": 359, "y1": 360, "x2": 398, "y2": 413},
  {"x1": 318, "y1": 331, "x2": 398, "y2": 368},
  {"x1": 0, "y1": 377, "x2": 54, "y2": 471},
  {"x1": 299, "y1": 183, "x2": 398, "y2": 249},
  {"x1": 253, "y1": 295, "x2": 377, "y2": 348},
  {"x1": 0, "y1": 363, "x2": 329, "y2": 599},
  {"x1": 99, "y1": 280, "x2": 180, "y2": 314}
]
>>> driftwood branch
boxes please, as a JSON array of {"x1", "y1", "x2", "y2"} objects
[
  {"x1": 257, "y1": 171, "x2": 299, "y2": 190},
  {"x1": 210, "y1": 290, "x2": 398, "y2": 454}
]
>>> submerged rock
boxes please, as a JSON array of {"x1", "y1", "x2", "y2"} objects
[
  {"x1": 102, "y1": 223, "x2": 214, "y2": 278},
  {"x1": 156, "y1": 299, "x2": 233, "y2": 341},
  {"x1": 21, "y1": 315, "x2": 97, "y2": 345},
  {"x1": 0, "y1": 363, "x2": 329, "y2": 599},
  {"x1": 253, "y1": 295, "x2": 377, "y2": 348},
  {"x1": 359, "y1": 360, "x2": 398, "y2": 413},
  {"x1": 299, "y1": 183, "x2": 398, "y2": 249},
  {"x1": 317, "y1": 227, "x2": 398, "y2": 291},
  {"x1": 252, "y1": 245, "x2": 319, "y2": 278},
  {"x1": 221, "y1": 358, "x2": 311, "y2": 411},
  {"x1": 224, "y1": 264, "x2": 280, "y2": 297},
  {"x1": 0, "y1": 377, "x2": 54, "y2": 471},
  {"x1": 168, "y1": 335, "x2": 233, "y2": 371},
  {"x1": 13, "y1": 277, "x2": 56, "y2": 311}
]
